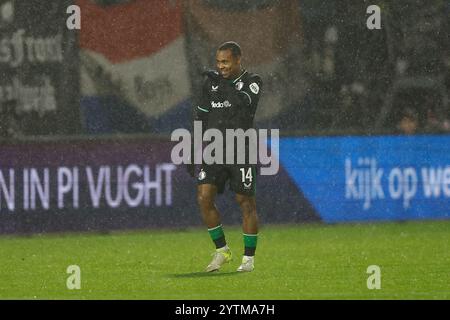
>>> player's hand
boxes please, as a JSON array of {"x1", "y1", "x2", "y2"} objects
[{"x1": 201, "y1": 70, "x2": 221, "y2": 81}]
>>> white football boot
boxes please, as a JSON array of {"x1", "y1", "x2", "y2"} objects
[
  {"x1": 205, "y1": 246, "x2": 232, "y2": 272},
  {"x1": 237, "y1": 255, "x2": 254, "y2": 272}
]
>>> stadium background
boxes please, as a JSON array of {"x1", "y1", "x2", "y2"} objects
[
  {"x1": 0, "y1": 0, "x2": 449, "y2": 234},
  {"x1": 0, "y1": 0, "x2": 449, "y2": 301}
]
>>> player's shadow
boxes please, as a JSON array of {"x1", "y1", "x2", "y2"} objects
[{"x1": 168, "y1": 271, "x2": 241, "y2": 278}]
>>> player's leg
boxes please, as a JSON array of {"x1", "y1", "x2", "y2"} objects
[
  {"x1": 236, "y1": 193, "x2": 258, "y2": 272},
  {"x1": 230, "y1": 165, "x2": 258, "y2": 272},
  {"x1": 198, "y1": 184, "x2": 228, "y2": 250},
  {"x1": 197, "y1": 169, "x2": 232, "y2": 271},
  {"x1": 236, "y1": 193, "x2": 258, "y2": 236}
]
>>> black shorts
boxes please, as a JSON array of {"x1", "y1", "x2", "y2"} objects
[{"x1": 197, "y1": 164, "x2": 257, "y2": 196}]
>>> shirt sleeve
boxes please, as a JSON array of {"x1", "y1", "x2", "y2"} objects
[
  {"x1": 218, "y1": 74, "x2": 263, "y2": 109},
  {"x1": 240, "y1": 75, "x2": 262, "y2": 107},
  {"x1": 193, "y1": 79, "x2": 211, "y2": 125}
]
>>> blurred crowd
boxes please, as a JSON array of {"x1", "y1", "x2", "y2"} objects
[
  {"x1": 288, "y1": 0, "x2": 450, "y2": 135},
  {"x1": 0, "y1": 0, "x2": 448, "y2": 138}
]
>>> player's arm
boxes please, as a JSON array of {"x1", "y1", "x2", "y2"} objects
[
  {"x1": 187, "y1": 78, "x2": 211, "y2": 177},
  {"x1": 219, "y1": 74, "x2": 262, "y2": 108},
  {"x1": 193, "y1": 78, "x2": 211, "y2": 126},
  {"x1": 239, "y1": 74, "x2": 262, "y2": 107}
]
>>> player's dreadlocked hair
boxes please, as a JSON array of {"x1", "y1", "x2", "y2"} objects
[{"x1": 218, "y1": 41, "x2": 242, "y2": 58}]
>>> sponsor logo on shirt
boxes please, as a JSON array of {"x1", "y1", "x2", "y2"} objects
[{"x1": 211, "y1": 100, "x2": 232, "y2": 108}]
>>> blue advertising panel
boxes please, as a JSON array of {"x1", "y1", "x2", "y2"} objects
[{"x1": 280, "y1": 135, "x2": 450, "y2": 223}]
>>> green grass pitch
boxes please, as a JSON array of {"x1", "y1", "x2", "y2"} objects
[{"x1": 0, "y1": 220, "x2": 449, "y2": 299}]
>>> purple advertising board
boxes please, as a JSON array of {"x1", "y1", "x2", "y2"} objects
[{"x1": 0, "y1": 137, "x2": 318, "y2": 234}]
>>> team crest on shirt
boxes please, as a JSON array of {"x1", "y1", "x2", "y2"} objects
[
  {"x1": 198, "y1": 169, "x2": 206, "y2": 181},
  {"x1": 249, "y1": 83, "x2": 259, "y2": 94},
  {"x1": 235, "y1": 81, "x2": 244, "y2": 91}
]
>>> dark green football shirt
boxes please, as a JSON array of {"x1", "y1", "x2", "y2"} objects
[{"x1": 194, "y1": 69, "x2": 263, "y2": 133}]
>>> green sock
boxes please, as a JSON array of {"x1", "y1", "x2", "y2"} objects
[
  {"x1": 244, "y1": 233, "x2": 258, "y2": 256},
  {"x1": 208, "y1": 225, "x2": 226, "y2": 249}
]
